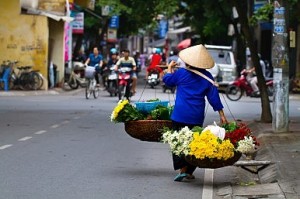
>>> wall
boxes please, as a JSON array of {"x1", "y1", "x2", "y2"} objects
[
  {"x1": 0, "y1": 0, "x2": 49, "y2": 89},
  {"x1": 49, "y1": 19, "x2": 65, "y2": 85}
]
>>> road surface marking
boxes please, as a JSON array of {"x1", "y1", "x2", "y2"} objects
[
  {"x1": 202, "y1": 169, "x2": 214, "y2": 199},
  {"x1": 0, "y1": 144, "x2": 13, "y2": 150},
  {"x1": 35, "y1": 130, "x2": 47, "y2": 135},
  {"x1": 18, "y1": 136, "x2": 32, "y2": 141},
  {"x1": 61, "y1": 120, "x2": 70, "y2": 124},
  {"x1": 50, "y1": 124, "x2": 60, "y2": 128}
]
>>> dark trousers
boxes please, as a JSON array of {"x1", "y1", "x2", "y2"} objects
[{"x1": 172, "y1": 120, "x2": 202, "y2": 175}]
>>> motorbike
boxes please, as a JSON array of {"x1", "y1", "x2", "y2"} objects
[
  {"x1": 117, "y1": 67, "x2": 133, "y2": 100},
  {"x1": 225, "y1": 69, "x2": 273, "y2": 101},
  {"x1": 104, "y1": 65, "x2": 118, "y2": 97},
  {"x1": 147, "y1": 67, "x2": 160, "y2": 88},
  {"x1": 65, "y1": 61, "x2": 87, "y2": 89},
  {"x1": 162, "y1": 83, "x2": 176, "y2": 94}
]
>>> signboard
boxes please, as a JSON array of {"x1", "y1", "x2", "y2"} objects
[
  {"x1": 107, "y1": 28, "x2": 117, "y2": 43},
  {"x1": 273, "y1": 7, "x2": 285, "y2": 35},
  {"x1": 109, "y1": 16, "x2": 119, "y2": 29},
  {"x1": 254, "y1": 0, "x2": 268, "y2": 12},
  {"x1": 158, "y1": 19, "x2": 168, "y2": 39},
  {"x1": 72, "y1": 12, "x2": 84, "y2": 34}
]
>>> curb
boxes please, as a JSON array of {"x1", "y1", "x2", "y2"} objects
[{"x1": 0, "y1": 87, "x2": 84, "y2": 97}]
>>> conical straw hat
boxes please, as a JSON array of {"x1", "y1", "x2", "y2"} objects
[{"x1": 179, "y1": 44, "x2": 214, "y2": 69}]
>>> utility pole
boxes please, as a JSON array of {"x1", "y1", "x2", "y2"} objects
[{"x1": 272, "y1": 0, "x2": 289, "y2": 132}]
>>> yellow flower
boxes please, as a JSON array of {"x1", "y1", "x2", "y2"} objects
[
  {"x1": 188, "y1": 130, "x2": 235, "y2": 160},
  {"x1": 111, "y1": 100, "x2": 129, "y2": 122}
]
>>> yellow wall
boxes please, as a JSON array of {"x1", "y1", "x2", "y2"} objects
[{"x1": 0, "y1": 0, "x2": 49, "y2": 89}]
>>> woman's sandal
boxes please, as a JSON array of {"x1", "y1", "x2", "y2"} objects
[{"x1": 174, "y1": 173, "x2": 187, "y2": 182}]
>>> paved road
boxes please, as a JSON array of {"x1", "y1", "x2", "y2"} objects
[{"x1": 0, "y1": 80, "x2": 299, "y2": 199}]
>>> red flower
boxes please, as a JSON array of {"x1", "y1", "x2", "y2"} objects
[{"x1": 224, "y1": 123, "x2": 258, "y2": 147}]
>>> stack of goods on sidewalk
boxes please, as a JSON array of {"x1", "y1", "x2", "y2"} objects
[
  {"x1": 110, "y1": 99, "x2": 173, "y2": 142},
  {"x1": 162, "y1": 122, "x2": 259, "y2": 168}
]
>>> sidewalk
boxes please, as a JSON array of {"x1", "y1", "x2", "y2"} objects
[
  {"x1": 0, "y1": 87, "x2": 83, "y2": 97},
  {"x1": 216, "y1": 117, "x2": 300, "y2": 199}
]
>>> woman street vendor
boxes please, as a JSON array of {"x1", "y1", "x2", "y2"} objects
[{"x1": 163, "y1": 44, "x2": 228, "y2": 182}]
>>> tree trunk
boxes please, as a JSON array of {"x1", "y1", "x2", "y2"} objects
[{"x1": 231, "y1": 0, "x2": 272, "y2": 123}]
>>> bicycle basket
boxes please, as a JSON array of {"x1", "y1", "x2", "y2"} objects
[{"x1": 85, "y1": 66, "x2": 95, "y2": 79}]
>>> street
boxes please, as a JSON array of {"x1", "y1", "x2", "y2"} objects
[{"x1": 0, "y1": 81, "x2": 299, "y2": 199}]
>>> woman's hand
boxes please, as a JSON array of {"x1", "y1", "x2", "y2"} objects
[
  {"x1": 167, "y1": 61, "x2": 177, "y2": 73},
  {"x1": 168, "y1": 60, "x2": 177, "y2": 68},
  {"x1": 220, "y1": 115, "x2": 228, "y2": 124},
  {"x1": 218, "y1": 110, "x2": 228, "y2": 124}
]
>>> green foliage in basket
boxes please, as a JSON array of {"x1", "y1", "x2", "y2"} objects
[
  {"x1": 146, "y1": 98, "x2": 160, "y2": 102},
  {"x1": 111, "y1": 100, "x2": 145, "y2": 123},
  {"x1": 111, "y1": 100, "x2": 173, "y2": 123},
  {"x1": 148, "y1": 105, "x2": 172, "y2": 120}
]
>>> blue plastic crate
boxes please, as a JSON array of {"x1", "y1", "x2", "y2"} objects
[{"x1": 135, "y1": 101, "x2": 169, "y2": 113}]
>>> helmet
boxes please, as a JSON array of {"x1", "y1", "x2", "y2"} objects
[
  {"x1": 155, "y1": 48, "x2": 161, "y2": 54},
  {"x1": 110, "y1": 48, "x2": 117, "y2": 54}
]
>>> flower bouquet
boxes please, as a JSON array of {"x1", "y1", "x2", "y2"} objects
[
  {"x1": 162, "y1": 121, "x2": 259, "y2": 168},
  {"x1": 111, "y1": 99, "x2": 173, "y2": 142}
]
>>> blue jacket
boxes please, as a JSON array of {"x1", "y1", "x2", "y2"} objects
[{"x1": 163, "y1": 68, "x2": 223, "y2": 125}]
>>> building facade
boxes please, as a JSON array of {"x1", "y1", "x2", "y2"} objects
[{"x1": 0, "y1": 0, "x2": 68, "y2": 89}]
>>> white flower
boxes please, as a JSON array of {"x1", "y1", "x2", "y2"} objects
[
  {"x1": 202, "y1": 121, "x2": 226, "y2": 140},
  {"x1": 236, "y1": 136, "x2": 256, "y2": 154},
  {"x1": 162, "y1": 126, "x2": 194, "y2": 156}
]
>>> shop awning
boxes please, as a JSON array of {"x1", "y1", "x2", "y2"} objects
[
  {"x1": 39, "y1": 11, "x2": 74, "y2": 22},
  {"x1": 22, "y1": 7, "x2": 74, "y2": 22}
]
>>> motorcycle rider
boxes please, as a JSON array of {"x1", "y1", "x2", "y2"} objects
[
  {"x1": 246, "y1": 54, "x2": 266, "y2": 96},
  {"x1": 115, "y1": 49, "x2": 137, "y2": 95},
  {"x1": 85, "y1": 47, "x2": 103, "y2": 87},
  {"x1": 145, "y1": 48, "x2": 163, "y2": 80},
  {"x1": 167, "y1": 49, "x2": 186, "y2": 68},
  {"x1": 103, "y1": 48, "x2": 119, "y2": 88}
]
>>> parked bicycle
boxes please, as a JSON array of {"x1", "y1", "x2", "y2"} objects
[
  {"x1": 8, "y1": 61, "x2": 44, "y2": 90},
  {"x1": 85, "y1": 65, "x2": 99, "y2": 99}
]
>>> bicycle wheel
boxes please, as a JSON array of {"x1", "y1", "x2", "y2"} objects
[
  {"x1": 19, "y1": 73, "x2": 31, "y2": 90},
  {"x1": 93, "y1": 84, "x2": 99, "y2": 99},
  {"x1": 28, "y1": 72, "x2": 41, "y2": 90},
  {"x1": 85, "y1": 80, "x2": 92, "y2": 99},
  {"x1": 35, "y1": 72, "x2": 44, "y2": 90},
  {"x1": 225, "y1": 85, "x2": 243, "y2": 101}
]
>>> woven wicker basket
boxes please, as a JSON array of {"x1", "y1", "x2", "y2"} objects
[
  {"x1": 124, "y1": 120, "x2": 172, "y2": 142},
  {"x1": 185, "y1": 152, "x2": 242, "y2": 169}
]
